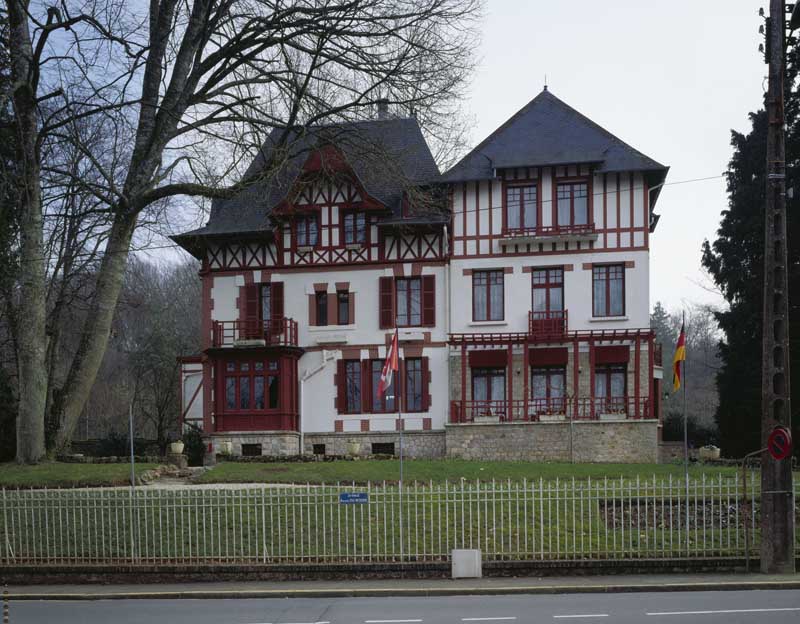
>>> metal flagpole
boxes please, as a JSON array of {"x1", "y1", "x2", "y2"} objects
[
  {"x1": 396, "y1": 328, "x2": 404, "y2": 564},
  {"x1": 682, "y1": 311, "x2": 690, "y2": 553}
]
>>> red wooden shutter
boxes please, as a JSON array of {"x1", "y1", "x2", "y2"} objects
[
  {"x1": 336, "y1": 359, "x2": 346, "y2": 413},
  {"x1": 379, "y1": 277, "x2": 395, "y2": 329},
  {"x1": 422, "y1": 275, "x2": 435, "y2": 326},
  {"x1": 242, "y1": 283, "x2": 259, "y2": 338},
  {"x1": 271, "y1": 281, "x2": 284, "y2": 334},
  {"x1": 421, "y1": 357, "x2": 430, "y2": 411}
]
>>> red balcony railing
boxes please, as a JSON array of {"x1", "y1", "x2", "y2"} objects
[
  {"x1": 212, "y1": 318, "x2": 298, "y2": 348},
  {"x1": 528, "y1": 310, "x2": 568, "y2": 339},
  {"x1": 449, "y1": 396, "x2": 650, "y2": 423},
  {"x1": 503, "y1": 223, "x2": 596, "y2": 238}
]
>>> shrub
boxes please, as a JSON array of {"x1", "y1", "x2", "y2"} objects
[{"x1": 183, "y1": 424, "x2": 206, "y2": 467}]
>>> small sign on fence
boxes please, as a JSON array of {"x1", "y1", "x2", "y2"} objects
[{"x1": 339, "y1": 492, "x2": 369, "y2": 504}]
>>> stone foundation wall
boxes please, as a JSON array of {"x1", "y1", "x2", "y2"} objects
[
  {"x1": 207, "y1": 432, "x2": 301, "y2": 456},
  {"x1": 445, "y1": 419, "x2": 659, "y2": 463},
  {"x1": 304, "y1": 431, "x2": 445, "y2": 459}
]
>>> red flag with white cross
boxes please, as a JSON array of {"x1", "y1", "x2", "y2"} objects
[{"x1": 377, "y1": 329, "x2": 399, "y2": 397}]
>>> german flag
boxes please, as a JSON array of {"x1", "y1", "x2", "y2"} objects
[{"x1": 672, "y1": 322, "x2": 686, "y2": 392}]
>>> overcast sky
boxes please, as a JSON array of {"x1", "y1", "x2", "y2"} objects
[{"x1": 463, "y1": 0, "x2": 766, "y2": 312}]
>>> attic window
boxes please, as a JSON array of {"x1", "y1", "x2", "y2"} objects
[
  {"x1": 296, "y1": 214, "x2": 319, "y2": 247},
  {"x1": 343, "y1": 212, "x2": 366, "y2": 244}
]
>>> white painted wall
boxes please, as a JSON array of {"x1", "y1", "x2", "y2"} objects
[{"x1": 449, "y1": 250, "x2": 650, "y2": 335}]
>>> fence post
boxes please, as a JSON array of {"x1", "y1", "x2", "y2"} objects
[
  {"x1": 3, "y1": 583, "x2": 8, "y2": 624},
  {"x1": 1, "y1": 490, "x2": 7, "y2": 566}
]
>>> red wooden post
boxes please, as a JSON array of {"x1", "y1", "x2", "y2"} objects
[
  {"x1": 634, "y1": 334, "x2": 641, "y2": 419},
  {"x1": 461, "y1": 342, "x2": 467, "y2": 420},
  {"x1": 572, "y1": 337, "x2": 580, "y2": 421},
  {"x1": 507, "y1": 343, "x2": 514, "y2": 421},
  {"x1": 588, "y1": 337, "x2": 595, "y2": 419},
  {"x1": 523, "y1": 342, "x2": 530, "y2": 421},
  {"x1": 648, "y1": 331, "x2": 655, "y2": 420}
]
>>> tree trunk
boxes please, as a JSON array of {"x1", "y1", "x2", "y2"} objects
[
  {"x1": 9, "y1": 0, "x2": 48, "y2": 464},
  {"x1": 53, "y1": 212, "x2": 138, "y2": 452}
]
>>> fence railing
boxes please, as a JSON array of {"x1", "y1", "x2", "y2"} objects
[
  {"x1": 450, "y1": 397, "x2": 650, "y2": 423},
  {"x1": 2, "y1": 476, "x2": 798, "y2": 566}
]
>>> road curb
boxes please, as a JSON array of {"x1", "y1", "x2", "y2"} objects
[{"x1": 6, "y1": 580, "x2": 800, "y2": 601}]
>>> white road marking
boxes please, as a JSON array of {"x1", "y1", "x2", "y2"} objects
[
  {"x1": 553, "y1": 616, "x2": 609, "y2": 620},
  {"x1": 462, "y1": 618, "x2": 518, "y2": 622},
  {"x1": 646, "y1": 607, "x2": 800, "y2": 616},
  {"x1": 365, "y1": 620, "x2": 423, "y2": 623}
]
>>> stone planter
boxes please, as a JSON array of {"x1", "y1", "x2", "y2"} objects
[
  {"x1": 699, "y1": 445, "x2": 720, "y2": 461},
  {"x1": 346, "y1": 441, "x2": 361, "y2": 456},
  {"x1": 220, "y1": 440, "x2": 233, "y2": 456},
  {"x1": 170, "y1": 441, "x2": 185, "y2": 454}
]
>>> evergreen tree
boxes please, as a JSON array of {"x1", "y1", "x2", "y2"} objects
[{"x1": 701, "y1": 34, "x2": 800, "y2": 458}]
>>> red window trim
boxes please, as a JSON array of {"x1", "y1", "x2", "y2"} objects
[
  {"x1": 342, "y1": 210, "x2": 369, "y2": 246},
  {"x1": 552, "y1": 176, "x2": 593, "y2": 229},
  {"x1": 342, "y1": 359, "x2": 362, "y2": 414},
  {"x1": 472, "y1": 270, "x2": 505, "y2": 322},
  {"x1": 294, "y1": 212, "x2": 321, "y2": 248},
  {"x1": 220, "y1": 358, "x2": 280, "y2": 414},
  {"x1": 395, "y1": 277, "x2": 422, "y2": 327},
  {"x1": 594, "y1": 363, "x2": 628, "y2": 397},
  {"x1": 531, "y1": 266, "x2": 564, "y2": 314},
  {"x1": 530, "y1": 366, "x2": 566, "y2": 400},
  {"x1": 404, "y1": 357, "x2": 425, "y2": 413},
  {"x1": 337, "y1": 290, "x2": 351, "y2": 325},
  {"x1": 471, "y1": 367, "x2": 506, "y2": 401},
  {"x1": 336, "y1": 357, "x2": 429, "y2": 414},
  {"x1": 502, "y1": 181, "x2": 539, "y2": 232},
  {"x1": 591, "y1": 263, "x2": 626, "y2": 317}
]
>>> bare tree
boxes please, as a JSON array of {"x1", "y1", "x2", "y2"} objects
[{"x1": 7, "y1": 0, "x2": 480, "y2": 459}]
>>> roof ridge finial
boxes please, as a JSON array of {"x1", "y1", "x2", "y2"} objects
[{"x1": 544, "y1": 74, "x2": 548, "y2": 91}]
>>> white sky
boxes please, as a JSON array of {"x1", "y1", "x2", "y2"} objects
[{"x1": 463, "y1": 0, "x2": 766, "y2": 311}]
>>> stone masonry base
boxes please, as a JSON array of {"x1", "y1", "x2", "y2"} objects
[
  {"x1": 205, "y1": 420, "x2": 659, "y2": 463},
  {"x1": 445, "y1": 420, "x2": 659, "y2": 463}
]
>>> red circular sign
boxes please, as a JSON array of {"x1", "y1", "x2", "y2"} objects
[{"x1": 768, "y1": 426, "x2": 793, "y2": 461}]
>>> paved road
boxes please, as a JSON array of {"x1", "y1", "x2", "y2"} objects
[{"x1": 10, "y1": 590, "x2": 800, "y2": 624}]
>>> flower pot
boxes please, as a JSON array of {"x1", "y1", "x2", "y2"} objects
[{"x1": 170, "y1": 441, "x2": 185, "y2": 454}]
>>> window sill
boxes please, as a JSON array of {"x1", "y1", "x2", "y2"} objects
[
  {"x1": 468, "y1": 320, "x2": 507, "y2": 327},
  {"x1": 308, "y1": 325, "x2": 356, "y2": 332},
  {"x1": 297, "y1": 245, "x2": 317, "y2": 253},
  {"x1": 345, "y1": 243, "x2": 366, "y2": 250},
  {"x1": 588, "y1": 316, "x2": 629, "y2": 322}
]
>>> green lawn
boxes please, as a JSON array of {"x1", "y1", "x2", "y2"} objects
[
  {"x1": 197, "y1": 459, "x2": 744, "y2": 485},
  {"x1": 0, "y1": 462, "x2": 161, "y2": 488}
]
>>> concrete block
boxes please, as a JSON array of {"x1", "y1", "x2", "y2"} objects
[{"x1": 451, "y1": 549, "x2": 482, "y2": 579}]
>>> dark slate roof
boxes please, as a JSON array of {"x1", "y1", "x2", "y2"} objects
[
  {"x1": 444, "y1": 89, "x2": 667, "y2": 183},
  {"x1": 178, "y1": 116, "x2": 440, "y2": 239}
]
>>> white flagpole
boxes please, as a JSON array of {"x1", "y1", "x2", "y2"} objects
[
  {"x1": 682, "y1": 311, "x2": 690, "y2": 553},
  {"x1": 396, "y1": 327, "x2": 404, "y2": 564}
]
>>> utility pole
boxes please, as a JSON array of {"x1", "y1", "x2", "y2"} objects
[{"x1": 760, "y1": 0, "x2": 795, "y2": 574}]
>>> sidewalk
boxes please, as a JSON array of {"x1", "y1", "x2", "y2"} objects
[{"x1": 4, "y1": 573, "x2": 800, "y2": 600}]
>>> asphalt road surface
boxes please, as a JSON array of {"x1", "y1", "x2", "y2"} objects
[{"x1": 10, "y1": 590, "x2": 800, "y2": 624}]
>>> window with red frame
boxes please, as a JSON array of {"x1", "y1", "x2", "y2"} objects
[
  {"x1": 473, "y1": 270, "x2": 504, "y2": 321},
  {"x1": 530, "y1": 366, "x2": 566, "y2": 413},
  {"x1": 396, "y1": 277, "x2": 422, "y2": 326},
  {"x1": 594, "y1": 364, "x2": 626, "y2": 414},
  {"x1": 343, "y1": 360, "x2": 361, "y2": 413},
  {"x1": 404, "y1": 358, "x2": 424, "y2": 412},
  {"x1": 337, "y1": 290, "x2": 351, "y2": 325},
  {"x1": 223, "y1": 360, "x2": 279, "y2": 412},
  {"x1": 505, "y1": 184, "x2": 537, "y2": 231},
  {"x1": 556, "y1": 182, "x2": 589, "y2": 229},
  {"x1": 343, "y1": 212, "x2": 366, "y2": 244},
  {"x1": 296, "y1": 214, "x2": 319, "y2": 246},
  {"x1": 531, "y1": 267, "x2": 564, "y2": 314},
  {"x1": 592, "y1": 264, "x2": 625, "y2": 317}
]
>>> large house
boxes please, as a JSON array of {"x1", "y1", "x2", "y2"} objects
[{"x1": 174, "y1": 89, "x2": 668, "y2": 463}]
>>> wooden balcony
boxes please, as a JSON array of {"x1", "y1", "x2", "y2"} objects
[
  {"x1": 499, "y1": 223, "x2": 598, "y2": 246},
  {"x1": 449, "y1": 396, "x2": 650, "y2": 423},
  {"x1": 212, "y1": 318, "x2": 299, "y2": 348},
  {"x1": 528, "y1": 310, "x2": 568, "y2": 340}
]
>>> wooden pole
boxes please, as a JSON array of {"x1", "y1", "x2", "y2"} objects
[{"x1": 761, "y1": 0, "x2": 795, "y2": 574}]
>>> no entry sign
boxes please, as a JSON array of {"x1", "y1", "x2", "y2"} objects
[{"x1": 767, "y1": 426, "x2": 793, "y2": 461}]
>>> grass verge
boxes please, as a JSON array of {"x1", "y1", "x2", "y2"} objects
[
  {"x1": 197, "y1": 459, "x2": 745, "y2": 485},
  {"x1": 0, "y1": 462, "x2": 162, "y2": 489}
]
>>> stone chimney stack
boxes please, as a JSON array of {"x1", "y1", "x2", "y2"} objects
[{"x1": 376, "y1": 98, "x2": 390, "y2": 119}]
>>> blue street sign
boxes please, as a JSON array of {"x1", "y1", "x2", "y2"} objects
[{"x1": 339, "y1": 492, "x2": 369, "y2": 504}]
